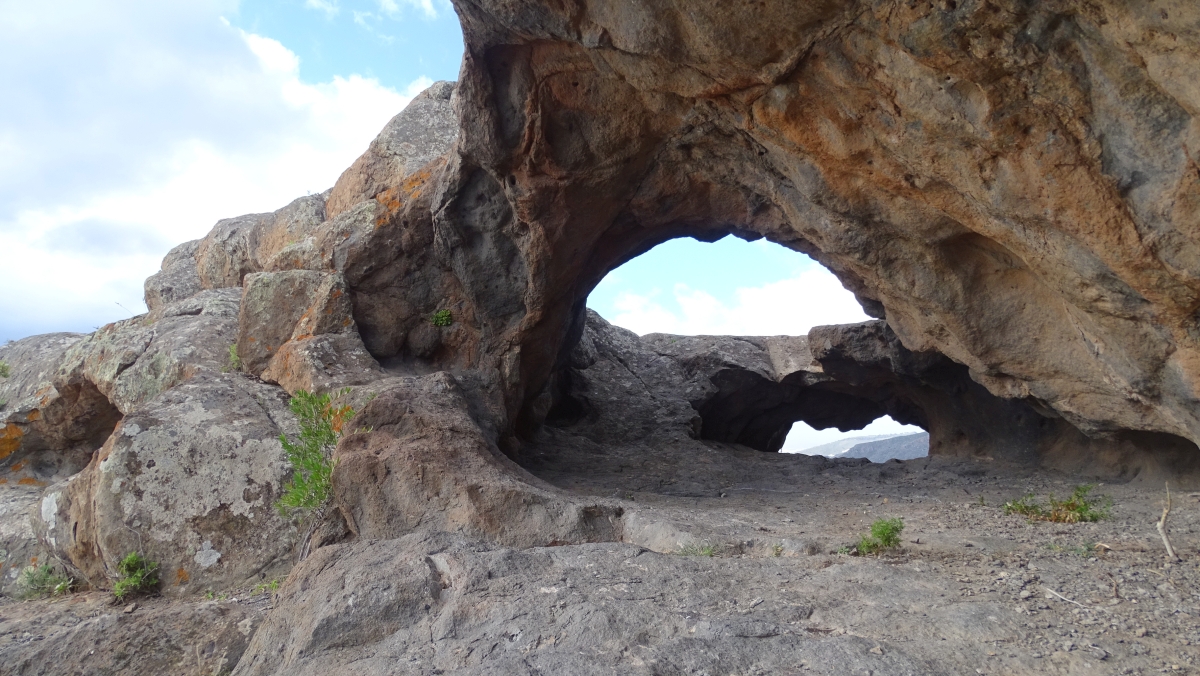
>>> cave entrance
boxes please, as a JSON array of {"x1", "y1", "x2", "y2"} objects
[{"x1": 576, "y1": 234, "x2": 930, "y2": 462}]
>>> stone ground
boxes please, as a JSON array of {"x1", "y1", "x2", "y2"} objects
[
  {"x1": 3, "y1": 433, "x2": 1199, "y2": 675},
  {"x1": 523, "y1": 431, "x2": 1200, "y2": 675}
]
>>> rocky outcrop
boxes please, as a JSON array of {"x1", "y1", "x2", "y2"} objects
[{"x1": 435, "y1": 0, "x2": 1200, "y2": 461}]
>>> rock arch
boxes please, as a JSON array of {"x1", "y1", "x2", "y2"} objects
[{"x1": 414, "y1": 0, "x2": 1200, "y2": 468}]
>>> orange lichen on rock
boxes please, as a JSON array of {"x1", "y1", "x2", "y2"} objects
[
  {"x1": 175, "y1": 568, "x2": 190, "y2": 585},
  {"x1": 0, "y1": 423, "x2": 24, "y2": 460}
]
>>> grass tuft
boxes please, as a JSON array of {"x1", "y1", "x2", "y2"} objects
[
  {"x1": 0, "y1": 361, "x2": 10, "y2": 378},
  {"x1": 856, "y1": 517, "x2": 904, "y2": 555},
  {"x1": 276, "y1": 388, "x2": 353, "y2": 515},
  {"x1": 224, "y1": 344, "x2": 242, "y2": 373},
  {"x1": 17, "y1": 564, "x2": 74, "y2": 598},
  {"x1": 1003, "y1": 484, "x2": 1111, "y2": 523},
  {"x1": 678, "y1": 542, "x2": 719, "y2": 557},
  {"x1": 112, "y1": 552, "x2": 159, "y2": 601}
]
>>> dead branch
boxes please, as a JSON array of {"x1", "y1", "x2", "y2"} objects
[{"x1": 1157, "y1": 482, "x2": 1181, "y2": 562}]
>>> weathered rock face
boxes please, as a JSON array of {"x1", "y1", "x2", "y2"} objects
[
  {"x1": 0, "y1": 288, "x2": 305, "y2": 596},
  {"x1": 434, "y1": 0, "x2": 1200, "y2": 458},
  {"x1": 35, "y1": 371, "x2": 300, "y2": 593},
  {"x1": 0, "y1": 333, "x2": 119, "y2": 485},
  {"x1": 331, "y1": 372, "x2": 624, "y2": 548}
]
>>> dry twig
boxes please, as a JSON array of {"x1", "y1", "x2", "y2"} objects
[
  {"x1": 1157, "y1": 482, "x2": 1181, "y2": 562},
  {"x1": 1042, "y1": 586, "x2": 1084, "y2": 607}
]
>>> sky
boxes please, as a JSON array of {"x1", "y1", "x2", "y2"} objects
[
  {"x1": 0, "y1": 0, "x2": 462, "y2": 342},
  {"x1": 0, "y1": 0, "x2": 920, "y2": 452}
]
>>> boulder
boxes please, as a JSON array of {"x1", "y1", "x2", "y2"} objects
[
  {"x1": 143, "y1": 239, "x2": 203, "y2": 314},
  {"x1": 34, "y1": 372, "x2": 299, "y2": 594},
  {"x1": 332, "y1": 372, "x2": 624, "y2": 548},
  {"x1": 325, "y1": 80, "x2": 459, "y2": 220},
  {"x1": 237, "y1": 270, "x2": 383, "y2": 394}
]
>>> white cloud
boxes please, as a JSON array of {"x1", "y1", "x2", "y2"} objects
[
  {"x1": 0, "y1": 1, "x2": 431, "y2": 341},
  {"x1": 304, "y1": 0, "x2": 340, "y2": 18},
  {"x1": 379, "y1": 0, "x2": 438, "y2": 18},
  {"x1": 609, "y1": 267, "x2": 871, "y2": 337}
]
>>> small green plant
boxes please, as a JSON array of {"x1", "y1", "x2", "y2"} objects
[
  {"x1": 772, "y1": 543, "x2": 785, "y2": 557},
  {"x1": 856, "y1": 517, "x2": 905, "y2": 555},
  {"x1": 1003, "y1": 485, "x2": 1111, "y2": 523},
  {"x1": 17, "y1": 564, "x2": 74, "y2": 598},
  {"x1": 0, "y1": 361, "x2": 10, "y2": 378},
  {"x1": 276, "y1": 388, "x2": 354, "y2": 515},
  {"x1": 678, "y1": 542, "x2": 718, "y2": 557},
  {"x1": 112, "y1": 552, "x2": 159, "y2": 601},
  {"x1": 430, "y1": 309, "x2": 453, "y2": 327},
  {"x1": 252, "y1": 578, "x2": 281, "y2": 595},
  {"x1": 836, "y1": 546, "x2": 851, "y2": 555},
  {"x1": 224, "y1": 344, "x2": 242, "y2": 372}
]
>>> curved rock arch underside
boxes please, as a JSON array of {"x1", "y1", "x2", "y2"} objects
[{"x1": 4, "y1": 2, "x2": 1200, "y2": 673}]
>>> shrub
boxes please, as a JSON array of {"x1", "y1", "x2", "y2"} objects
[
  {"x1": 857, "y1": 517, "x2": 904, "y2": 555},
  {"x1": 112, "y1": 552, "x2": 159, "y2": 600},
  {"x1": 276, "y1": 388, "x2": 354, "y2": 515},
  {"x1": 17, "y1": 564, "x2": 74, "y2": 598},
  {"x1": 0, "y1": 360, "x2": 10, "y2": 378},
  {"x1": 1003, "y1": 485, "x2": 1111, "y2": 523},
  {"x1": 430, "y1": 309, "x2": 453, "y2": 327}
]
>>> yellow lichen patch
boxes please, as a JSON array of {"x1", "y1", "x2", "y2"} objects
[
  {"x1": 17, "y1": 477, "x2": 45, "y2": 486},
  {"x1": 0, "y1": 423, "x2": 24, "y2": 460},
  {"x1": 175, "y1": 568, "x2": 190, "y2": 585},
  {"x1": 25, "y1": 409, "x2": 41, "y2": 422},
  {"x1": 0, "y1": 478, "x2": 8, "y2": 484},
  {"x1": 9, "y1": 461, "x2": 25, "y2": 473}
]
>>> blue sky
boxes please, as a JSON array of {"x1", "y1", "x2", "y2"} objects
[{"x1": 0, "y1": 1, "x2": 919, "y2": 451}]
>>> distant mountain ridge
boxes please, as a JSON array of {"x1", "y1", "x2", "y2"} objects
[{"x1": 793, "y1": 432, "x2": 930, "y2": 463}]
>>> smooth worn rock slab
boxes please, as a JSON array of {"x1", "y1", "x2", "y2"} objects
[{"x1": 1, "y1": 592, "x2": 269, "y2": 676}]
